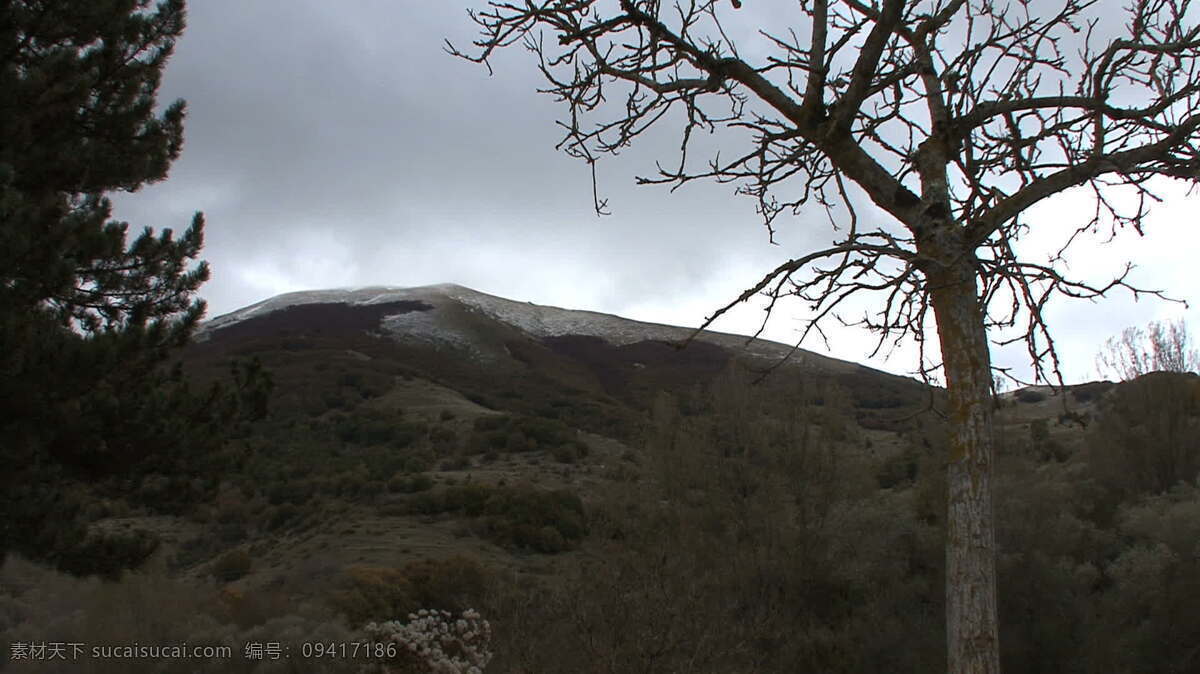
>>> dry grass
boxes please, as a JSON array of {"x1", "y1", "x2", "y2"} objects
[{"x1": 0, "y1": 555, "x2": 359, "y2": 673}]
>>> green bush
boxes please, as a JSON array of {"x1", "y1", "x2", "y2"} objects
[
  {"x1": 55, "y1": 528, "x2": 160, "y2": 580},
  {"x1": 337, "y1": 370, "x2": 391, "y2": 398},
  {"x1": 515, "y1": 416, "x2": 572, "y2": 446},
  {"x1": 387, "y1": 473, "x2": 433, "y2": 494},
  {"x1": 214, "y1": 521, "x2": 248, "y2": 545},
  {"x1": 876, "y1": 449, "x2": 918, "y2": 489},
  {"x1": 322, "y1": 390, "x2": 350, "y2": 410},
  {"x1": 430, "y1": 426, "x2": 457, "y2": 452},
  {"x1": 329, "y1": 556, "x2": 491, "y2": 627},
  {"x1": 439, "y1": 455, "x2": 471, "y2": 471},
  {"x1": 398, "y1": 450, "x2": 436, "y2": 473},
  {"x1": 464, "y1": 392, "x2": 495, "y2": 409},
  {"x1": 856, "y1": 395, "x2": 905, "y2": 409},
  {"x1": 551, "y1": 440, "x2": 589, "y2": 464},
  {"x1": 400, "y1": 556, "x2": 490, "y2": 612},
  {"x1": 331, "y1": 470, "x2": 371, "y2": 498},
  {"x1": 482, "y1": 489, "x2": 586, "y2": 552},
  {"x1": 473, "y1": 415, "x2": 510, "y2": 432},
  {"x1": 266, "y1": 480, "x2": 314, "y2": 506},
  {"x1": 210, "y1": 548, "x2": 253, "y2": 582},
  {"x1": 1071, "y1": 381, "x2": 1113, "y2": 403},
  {"x1": 266, "y1": 503, "x2": 301, "y2": 531},
  {"x1": 1016, "y1": 388, "x2": 1046, "y2": 403},
  {"x1": 1028, "y1": 419, "x2": 1068, "y2": 462},
  {"x1": 409, "y1": 485, "x2": 587, "y2": 553},
  {"x1": 504, "y1": 430, "x2": 535, "y2": 453},
  {"x1": 330, "y1": 565, "x2": 415, "y2": 627},
  {"x1": 391, "y1": 421, "x2": 429, "y2": 449},
  {"x1": 1086, "y1": 372, "x2": 1200, "y2": 499}
]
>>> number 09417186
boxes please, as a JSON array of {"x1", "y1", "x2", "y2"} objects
[{"x1": 300, "y1": 641, "x2": 397, "y2": 659}]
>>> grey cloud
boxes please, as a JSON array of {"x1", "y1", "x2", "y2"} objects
[{"x1": 106, "y1": 1, "x2": 1198, "y2": 383}]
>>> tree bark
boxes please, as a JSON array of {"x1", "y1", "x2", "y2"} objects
[{"x1": 926, "y1": 251, "x2": 1001, "y2": 674}]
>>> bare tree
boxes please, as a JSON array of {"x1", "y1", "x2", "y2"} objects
[
  {"x1": 1097, "y1": 317, "x2": 1200, "y2": 380},
  {"x1": 449, "y1": 1, "x2": 1200, "y2": 671}
]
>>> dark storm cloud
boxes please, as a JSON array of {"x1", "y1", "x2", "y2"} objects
[
  {"x1": 109, "y1": 1, "x2": 1198, "y2": 383},
  {"x1": 110, "y1": 1, "x2": 806, "y2": 322}
]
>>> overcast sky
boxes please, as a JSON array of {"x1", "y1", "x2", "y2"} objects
[{"x1": 111, "y1": 1, "x2": 1199, "y2": 385}]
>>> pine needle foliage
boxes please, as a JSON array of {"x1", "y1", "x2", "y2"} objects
[{"x1": 0, "y1": 0, "x2": 270, "y2": 575}]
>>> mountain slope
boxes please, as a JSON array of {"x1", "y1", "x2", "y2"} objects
[
  {"x1": 10, "y1": 286, "x2": 1198, "y2": 674},
  {"x1": 201, "y1": 283, "x2": 861, "y2": 367},
  {"x1": 193, "y1": 283, "x2": 927, "y2": 419}
]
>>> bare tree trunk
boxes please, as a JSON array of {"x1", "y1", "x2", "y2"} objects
[{"x1": 927, "y1": 257, "x2": 1001, "y2": 674}]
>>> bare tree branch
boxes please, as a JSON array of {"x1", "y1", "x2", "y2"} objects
[{"x1": 451, "y1": 3, "x2": 1200, "y2": 669}]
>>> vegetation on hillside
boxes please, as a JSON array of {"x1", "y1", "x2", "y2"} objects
[
  {"x1": 2, "y1": 1, "x2": 1197, "y2": 670},
  {"x1": 0, "y1": 0, "x2": 272, "y2": 575},
  {"x1": 3, "y1": 349, "x2": 1198, "y2": 672},
  {"x1": 452, "y1": 1, "x2": 1200, "y2": 667}
]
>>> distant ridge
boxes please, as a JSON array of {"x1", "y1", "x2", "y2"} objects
[{"x1": 199, "y1": 283, "x2": 878, "y2": 376}]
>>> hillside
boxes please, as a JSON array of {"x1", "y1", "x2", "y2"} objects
[{"x1": 2, "y1": 285, "x2": 1198, "y2": 673}]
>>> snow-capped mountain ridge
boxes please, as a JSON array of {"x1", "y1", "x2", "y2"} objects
[{"x1": 200, "y1": 283, "x2": 856, "y2": 373}]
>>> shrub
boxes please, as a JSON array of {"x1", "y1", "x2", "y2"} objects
[
  {"x1": 473, "y1": 415, "x2": 510, "y2": 432},
  {"x1": 856, "y1": 395, "x2": 905, "y2": 409},
  {"x1": 322, "y1": 390, "x2": 350, "y2": 410},
  {"x1": 400, "y1": 556, "x2": 490, "y2": 611},
  {"x1": 399, "y1": 449, "x2": 436, "y2": 473},
  {"x1": 266, "y1": 503, "x2": 301, "y2": 531},
  {"x1": 1071, "y1": 381, "x2": 1114, "y2": 403},
  {"x1": 479, "y1": 488, "x2": 587, "y2": 553},
  {"x1": 1086, "y1": 372, "x2": 1200, "y2": 498},
  {"x1": 551, "y1": 440, "x2": 589, "y2": 464},
  {"x1": 55, "y1": 528, "x2": 160, "y2": 580},
  {"x1": 211, "y1": 549, "x2": 253, "y2": 582},
  {"x1": 365, "y1": 608, "x2": 493, "y2": 674},
  {"x1": 331, "y1": 565, "x2": 415, "y2": 627},
  {"x1": 504, "y1": 430, "x2": 534, "y2": 453},
  {"x1": 331, "y1": 557, "x2": 490, "y2": 629},
  {"x1": 1028, "y1": 419, "x2": 1068, "y2": 462},
  {"x1": 266, "y1": 480, "x2": 314, "y2": 506},
  {"x1": 1016, "y1": 388, "x2": 1046, "y2": 403},
  {"x1": 214, "y1": 521, "x2": 249, "y2": 545},
  {"x1": 332, "y1": 470, "x2": 371, "y2": 498},
  {"x1": 388, "y1": 473, "x2": 433, "y2": 494},
  {"x1": 409, "y1": 485, "x2": 587, "y2": 553},
  {"x1": 1, "y1": 557, "x2": 362, "y2": 673},
  {"x1": 464, "y1": 392, "x2": 495, "y2": 409},
  {"x1": 431, "y1": 426, "x2": 458, "y2": 452},
  {"x1": 392, "y1": 421, "x2": 430, "y2": 449},
  {"x1": 439, "y1": 455, "x2": 471, "y2": 472},
  {"x1": 876, "y1": 450, "x2": 918, "y2": 489},
  {"x1": 514, "y1": 417, "x2": 572, "y2": 446},
  {"x1": 341, "y1": 370, "x2": 392, "y2": 399}
]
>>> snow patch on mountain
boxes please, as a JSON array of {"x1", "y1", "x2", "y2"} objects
[
  {"x1": 379, "y1": 305, "x2": 479, "y2": 355},
  {"x1": 200, "y1": 283, "x2": 652, "y2": 341},
  {"x1": 198, "y1": 285, "x2": 449, "y2": 338},
  {"x1": 445, "y1": 286, "x2": 683, "y2": 345},
  {"x1": 197, "y1": 283, "x2": 848, "y2": 372}
]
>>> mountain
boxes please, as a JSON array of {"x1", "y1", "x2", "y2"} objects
[
  {"x1": 191, "y1": 283, "x2": 930, "y2": 430},
  {"x1": 156, "y1": 282, "x2": 943, "y2": 589},
  {"x1": 12, "y1": 284, "x2": 1198, "y2": 674},
  {"x1": 201, "y1": 278, "x2": 854, "y2": 362},
  {"x1": 200, "y1": 282, "x2": 859, "y2": 369}
]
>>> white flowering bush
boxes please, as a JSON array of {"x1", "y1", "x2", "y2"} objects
[{"x1": 365, "y1": 608, "x2": 493, "y2": 674}]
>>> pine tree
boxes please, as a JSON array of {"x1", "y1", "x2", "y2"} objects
[{"x1": 0, "y1": 0, "x2": 263, "y2": 574}]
